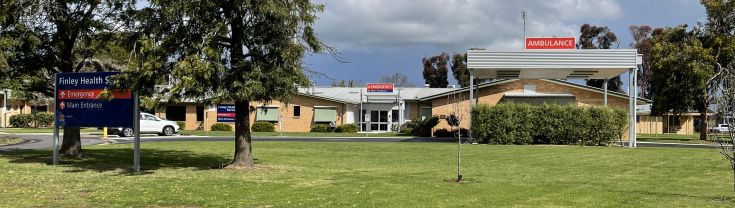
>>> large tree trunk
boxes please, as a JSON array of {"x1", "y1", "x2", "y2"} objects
[
  {"x1": 60, "y1": 127, "x2": 84, "y2": 157},
  {"x1": 700, "y1": 91, "x2": 709, "y2": 140},
  {"x1": 230, "y1": 100, "x2": 254, "y2": 168}
]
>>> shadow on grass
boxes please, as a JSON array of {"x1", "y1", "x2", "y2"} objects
[{"x1": 0, "y1": 148, "x2": 231, "y2": 175}]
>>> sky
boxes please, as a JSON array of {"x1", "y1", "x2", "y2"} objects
[{"x1": 305, "y1": 0, "x2": 708, "y2": 92}]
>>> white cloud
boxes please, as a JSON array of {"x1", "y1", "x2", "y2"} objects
[{"x1": 313, "y1": 0, "x2": 621, "y2": 51}]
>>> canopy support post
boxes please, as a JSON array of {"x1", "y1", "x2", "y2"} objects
[
  {"x1": 603, "y1": 79, "x2": 608, "y2": 106},
  {"x1": 468, "y1": 73, "x2": 474, "y2": 141}
]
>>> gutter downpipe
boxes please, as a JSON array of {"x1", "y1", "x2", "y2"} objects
[{"x1": 603, "y1": 79, "x2": 608, "y2": 106}]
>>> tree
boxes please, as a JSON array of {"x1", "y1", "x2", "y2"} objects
[
  {"x1": 578, "y1": 24, "x2": 624, "y2": 92},
  {"x1": 379, "y1": 72, "x2": 415, "y2": 88},
  {"x1": 650, "y1": 25, "x2": 714, "y2": 141},
  {"x1": 422, "y1": 53, "x2": 449, "y2": 88},
  {"x1": 128, "y1": 0, "x2": 326, "y2": 168},
  {"x1": 0, "y1": 0, "x2": 136, "y2": 157},
  {"x1": 708, "y1": 59, "x2": 735, "y2": 191},
  {"x1": 450, "y1": 53, "x2": 470, "y2": 87},
  {"x1": 330, "y1": 80, "x2": 358, "y2": 87},
  {"x1": 699, "y1": 0, "x2": 735, "y2": 141},
  {"x1": 629, "y1": 25, "x2": 655, "y2": 99}
]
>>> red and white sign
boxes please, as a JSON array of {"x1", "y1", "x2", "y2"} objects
[
  {"x1": 367, "y1": 83, "x2": 394, "y2": 93},
  {"x1": 525, "y1": 37, "x2": 576, "y2": 50},
  {"x1": 57, "y1": 89, "x2": 132, "y2": 100}
]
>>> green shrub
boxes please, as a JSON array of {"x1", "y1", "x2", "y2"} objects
[
  {"x1": 310, "y1": 124, "x2": 331, "y2": 132},
  {"x1": 336, "y1": 124, "x2": 358, "y2": 133},
  {"x1": 399, "y1": 127, "x2": 413, "y2": 134},
  {"x1": 34, "y1": 112, "x2": 54, "y2": 127},
  {"x1": 434, "y1": 129, "x2": 453, "y2": 137},
  {"x1": 412, "y1": 116, "x2": 440, "y2": 137},
  {"x1": 401, "y1": 121, "x2": 418, "y2": 129},
  {"x1": 472, "y1": 103, "x2": 627, "y2": 146},
  {"x1": 9, "y1": 114, "x2": 33, "y2": 127},
  {"x1": 176, "y1": 121, "x2": 186, "y2": 130},
  {"x1": 252, "y1": 121, "x2": 275, "y2": 132},
  {"x1": 210, "y1": 123, "x2": 232, "y2": 131}
]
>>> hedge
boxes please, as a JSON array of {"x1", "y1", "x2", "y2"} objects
[
  {"x1": 176, "y1": 121, "x2": 186, "y2": 129},
  {"x1": 34, "y1": 112, "x2": 54, "y2": 127},
  {"x1": 310, "y1": 124, "x2": 331, "y2": 132},
  {"x1": 471, "y1": 103, "x2": 627, "y2": 146},
  {"x1": 9, "y1": 114, "x2": 33, "y2": 128},
  {"x1": 210, "y1": 123, "x2": 233, "y2": 131},
  {"x1": 336, "y1": 124, "x2": 358, "y2": 133},
  {"x1": 252, "y1": 121, "x2": 275, "y2": 132}
]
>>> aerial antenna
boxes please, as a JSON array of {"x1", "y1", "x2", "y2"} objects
[{"x1": 522, "y1": 10, "x2": 527, "y2": 49}]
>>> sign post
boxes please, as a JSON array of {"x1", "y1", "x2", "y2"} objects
[
  {"x1": 133, "y1": 90, "x2": 140, "y2": 172},
  {"x1": 54, "y1": 72, "x2": 133, "y2": 168},
  {"x1": 364, "y1": 114, "x2": 370, "y2": 137},
  {"x1": 279, "y1": 114, "x2": 284, "y2": 137},
  {"x1": 52, "y1": 74, "x2": 59, "y2": 165}
]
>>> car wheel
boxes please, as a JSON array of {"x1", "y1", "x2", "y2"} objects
[
  {"x1": 162, "y1": 126, "x2": 174, "y2": 136},
  {"x1": 119, "y1": 128, "x2": 134, "y2": 137}
]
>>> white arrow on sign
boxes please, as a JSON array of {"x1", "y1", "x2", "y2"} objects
[
  {"x1": 59, "y1": 101, "x2": 65, "y2": 110},
  {"x1": 60, "y1": 91, "x2": 66, "y2": 99}
]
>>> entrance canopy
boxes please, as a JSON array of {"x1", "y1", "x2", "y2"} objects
[
  {"x1": 466, "y1": 48, "x2": 642, "y2": 147},
  {"x1": 467, "y1": 49, "x2": 641, "y2": 79}
]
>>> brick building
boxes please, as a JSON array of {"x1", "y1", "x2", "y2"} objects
[{"x1": 153, "y1": 79, "x2": 651, "y2": 134}]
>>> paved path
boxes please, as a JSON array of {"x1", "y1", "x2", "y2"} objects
[{"x1": 0, "y1": 133, "x2": 722, "y2": 150}]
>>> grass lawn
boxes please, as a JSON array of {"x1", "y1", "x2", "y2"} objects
[
  {"x1": 0, "y1": 136, "x2": 23, "y2": 145},
  {"x1": 0, "y1": 127, "x2": 101, "y2": 134},
  {"x1": 179, "y1": 130, "x2": 412, "y2": 137},
  {"x1": 637, "y1": 133, "x2": 732, "y2": 144},
  {"x1": 0, "y1": 142, "x2": 734, "y2": 207}
]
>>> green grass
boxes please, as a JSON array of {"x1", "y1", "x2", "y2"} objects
[
  {"x1": 180, "y1": 130, "x2": 412, "y2": 137},
  {"x1": 0, "y1": 142, "x2": 734, "y2": 207},
  {"x1": 0, "y1": 127, "x2": 101, "y2": 134},
  {"x1": 0, "y1": 136, "x2": 23, "y2": 145},
  {"x1": 637, "y1": 134, "x2": 732, "y2": 144}
]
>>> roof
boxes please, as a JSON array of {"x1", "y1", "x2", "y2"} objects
[
  {"x1": 297, "y1": 86, "x2": 455, "y2": 104},
  {"x1": 467, "y1": 49, "x2": 641, "y2": 79},
  {"x1": 419, "y1": 79, "x2": 651, "y2": 104},
  {"x1": 503, "y1": 92, "x2": 575, "y2": 98}
]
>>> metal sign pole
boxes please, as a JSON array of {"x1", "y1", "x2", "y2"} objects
[
  {"x1": 133, "y1": 90, "x2": 140, "y2": 172},
  {"x1": 52, "y1": 73, "x2": 59, "y2": 165}
]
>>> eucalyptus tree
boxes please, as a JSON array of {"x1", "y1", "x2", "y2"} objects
[
  {"x1": 650, "y1": 25, "x2": 714, "y2": 142},
  {"x1": 0, "y1": 0, "x2": 137, "y2": 157},
  {"x1": 127, "y1": 0, "x2": 326, "y2": 168}
]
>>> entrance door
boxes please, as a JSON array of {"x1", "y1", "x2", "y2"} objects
[{"x1": 369, "y1": 110, "x2": 389, "y2": 132}]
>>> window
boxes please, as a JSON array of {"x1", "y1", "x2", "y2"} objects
[
  {"x1": 256, "y1": 107, "x2": 279, "y2": 121},
  {"x1": 196, "y1": 106, "x2": 204, "y2": 121},
  {"x1": 293, "y1": 105, "x2": 301, "y2": 117},
  {"x1": 314, "y1": 107, "x2": 337, "y2": 122},
  {"x1": 391, "y1": 110, "x2": 399, "y2": 122},
  {"x1": 420, "y1": 107, "x2": 432, "y2": 121},
  {"x1": 165, "y1": 106, "x2": 186, "y2": 121},
  {"x1": 523, "y1": 84, "x2": 536, "y2": 94}
]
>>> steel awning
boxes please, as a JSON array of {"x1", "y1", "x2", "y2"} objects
[{"x1": 467, "y1": 49, "x2": 641, "y2": 79}]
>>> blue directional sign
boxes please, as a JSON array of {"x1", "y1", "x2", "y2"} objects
[
  {"x1": 56, "y1": 72, "x2": 134, "y2": 127},
  {"x1": 217, "y1": 104, "x2": 236, "y2": 122}
]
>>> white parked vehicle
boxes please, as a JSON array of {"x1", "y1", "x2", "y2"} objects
[
  {"x1": 709, "y1": 124, "x2": 731, "y2": 133},
  {"x1": 110, "y1": 113, "x2": 180, "y2": 137}
]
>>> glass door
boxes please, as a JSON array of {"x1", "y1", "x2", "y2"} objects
[{"x1": 369, "y1": 110, "x2": 389, "y2": 132}]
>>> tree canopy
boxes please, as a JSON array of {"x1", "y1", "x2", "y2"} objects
[
  {"x1": 577, "y1": 24, "x2": 624, "y2": 92},
  {"x1": 379, "y1": 72, "x2": 415, "y2": 88},
  {"x1": 650, "y1": 25, "x2": 714, "y2": 117},
  {"x1": 630, "y1": 25, "x2": 655, "y2": 99},
  {"x1": 125, "y1": 0, "x2": 326, "y2": 168},
  {"x1": 422, "y1": 53, "x2": 449, "y2": 88}
]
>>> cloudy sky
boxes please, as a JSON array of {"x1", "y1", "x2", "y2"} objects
[{"x1": 305, "y1": 0, "x2": 707, "y2": 90}]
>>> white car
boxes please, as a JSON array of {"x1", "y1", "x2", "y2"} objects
[
  {"x1": 110, "y1": 113, "x2": 180, "y2": 137},
  {"x1": 710, "y1": 124, "x2": 731, "y2": 133}
]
